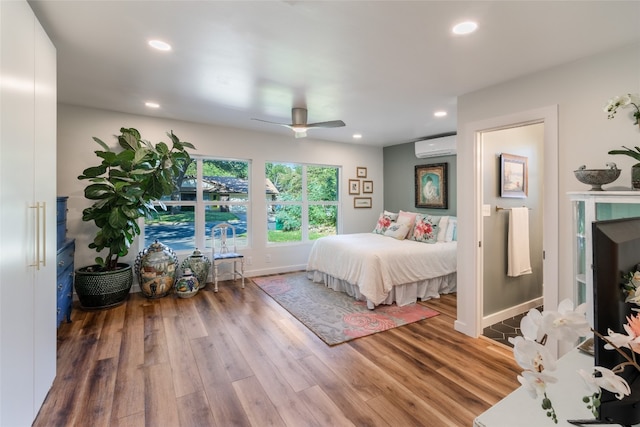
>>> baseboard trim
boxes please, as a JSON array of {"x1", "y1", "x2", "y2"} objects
[{"x1": 481, "y1": 296, "x2": 543, "y2": 329}]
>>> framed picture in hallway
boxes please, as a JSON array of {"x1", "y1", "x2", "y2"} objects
[
  {"x1": 500, "y1": 153, "x2": 528, "y2": 198},
  {"x1": 415, "y1": 163, "x2": 448, "y2": 209}
]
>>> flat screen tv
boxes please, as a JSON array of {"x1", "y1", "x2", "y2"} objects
[{"x1": 591, "y1": 216, "x2": 640, "y2": 425}]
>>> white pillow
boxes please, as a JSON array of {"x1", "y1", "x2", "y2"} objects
[
  {"x1": 437, "y1": 216, "x2": 450, "y2": 242},
  {"x1": 445, "y1": 217, "x2": 457, "y2": 242},
  {"x1": 384, "y1": 223, "x2": 410, "y2": 240},
  {"x1": 384, "y1": 210, "x2": 399, "y2": 221}
]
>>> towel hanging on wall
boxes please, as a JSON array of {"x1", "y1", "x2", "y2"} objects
[{"x1": 507, "y1": 207, "x2": 532, "y2": 277}]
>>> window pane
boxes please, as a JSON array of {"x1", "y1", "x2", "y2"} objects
[
  {"x1": 309, "y1": 205, "x2": 337, "y2": 240},
  {"x1": 267, "y1": 204, "x2": 302, "y2": 243},
  {"x1": 145, "y1": 205, "x2": 195, "y2": 251},
  {"x1": 204, "y1": 204, "x2": 248, "y2": 249},
  {"x1": 307, "y1": 166, "x2": 338, "y2": 201},
  {"x1": 200, "y1": 159, "x2": 249, "y2": 201},
  {"x1": 266, "y1": 162, "x2": 302, "y2": 201}
]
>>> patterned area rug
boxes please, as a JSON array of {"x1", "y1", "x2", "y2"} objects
[{"x1": 252, "y1": 271, "x2": 439, "y2": 346}]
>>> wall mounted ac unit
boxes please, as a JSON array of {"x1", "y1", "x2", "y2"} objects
[{"x1": 414, "y1": 135, "x2": 456, "y2": 158}]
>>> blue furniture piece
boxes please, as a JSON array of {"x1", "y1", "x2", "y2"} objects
[
  {"x1": 211, "y1": 222, "x2": 245, "y2": 293},
  {"x1": 56, "y1": 197, "x2": 74, "y2": 326}
]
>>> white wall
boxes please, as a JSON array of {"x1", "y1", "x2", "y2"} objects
[
  {"x1": 456, "y1": 42, "x2": 640, "y2": 336},
  {"x1": 58, "y1": 104, "x2": 383, "y2": 283}
]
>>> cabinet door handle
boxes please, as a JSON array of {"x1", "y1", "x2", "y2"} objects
[
  {"x1": 29, "y1": 202, "x2": 47, "y2": 270},
  {"x1": 29, "y1": 204, "x2": 40, "y2": 270},
  {"x1": 41, "y1": 202, "x2": 46, "y2": 267}
]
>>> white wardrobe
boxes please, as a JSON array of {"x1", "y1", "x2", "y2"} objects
[{"x1": 0, "y1": 0, "x2": 58, "y2": 425}]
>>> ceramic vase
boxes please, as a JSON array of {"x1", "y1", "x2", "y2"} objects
[
  {"x1": 632, "y1": 165, "x2": 640, "y2": 190},
  {"x1": 181, "y1": 248, "x2": 211, "y2": 290},
  {"x1": 175, "y1": 268, "x2": 199, "y2": 298},
  {"x1": 134, "y1": 240, "x2": 178, "y2": 298}
]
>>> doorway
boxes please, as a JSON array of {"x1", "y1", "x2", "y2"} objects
[
  {"x1": 453, "y1": 105, "x2": 559, "y2": 341},
  {"x1": 481, "y1": 123, "x2": 545, "y2": 330}
]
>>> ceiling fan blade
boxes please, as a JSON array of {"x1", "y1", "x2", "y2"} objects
[
  {"x1": 306, "y1": 120, "x2": 346, "y2": 129},
  {"x1": 251, "y1": 118, "x2": 287, "y2": 125}
]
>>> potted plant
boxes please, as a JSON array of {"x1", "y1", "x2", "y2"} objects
[
  {"x1": 605, "y1": 93, "x2": 640, "y2": 189},
  {"x1": 75, "y1": 127, "x2": 195, "y2": 309}
]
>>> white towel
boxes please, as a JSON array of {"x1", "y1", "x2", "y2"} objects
[{"x1": 507, "y1": 207, "x2": 532, "y2": 277}]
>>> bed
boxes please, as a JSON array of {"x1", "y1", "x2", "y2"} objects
[{"x1": 306, "y1": 229, "x2": 457, "y2": 309}]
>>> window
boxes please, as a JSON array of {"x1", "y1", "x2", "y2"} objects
[
  {"x1": 266, "y1": 162, "x2": 339, "y2": 244},
  {"x1": 144, "y1": 158, "x2": 250, "y2": 251}
]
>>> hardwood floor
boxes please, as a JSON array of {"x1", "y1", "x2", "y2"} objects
[{"x1": 34, "y1": 278, "x2": 520, "y2": 427}]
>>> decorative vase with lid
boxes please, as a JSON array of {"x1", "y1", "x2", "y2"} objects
[
  {"x1": 181, "y1": 248, "x2": 211, "y2": 290},
  {"x1": 175, "y1": 268, "x2": 199, "y2": 298},
  {"x1": 134, "y1": 240, "x2": 178, "y2": 298}
]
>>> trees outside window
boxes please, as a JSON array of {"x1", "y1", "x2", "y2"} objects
[
  {"x1": 266, "y1": 162, "x2": 339, "y2": 243},
  {"x1": 144, "y1": 158, "x2": 250, "y2": 251}
]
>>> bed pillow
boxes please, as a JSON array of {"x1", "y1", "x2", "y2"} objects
[
  {"x1": 384, "y1": 223, "x2": 410, "y2": 240},
  {"x1": 373, "y1": 212, "x2": 395, "y2": 234},
  {"x1": 384, "y1": 210, "x2": 399, "y2": 221},
  {"x1": 437, "y1": 216, "x2": 450, "y2": 242},
  {"x1": 409, "y1": 214, "x2": 438, "y2": 243},
  {"x1": 397, "y1": 210, "x2": 419, "y2": 238},
  {"x1": 445, "y1": 217, "x2": 457, "y2": 242}
]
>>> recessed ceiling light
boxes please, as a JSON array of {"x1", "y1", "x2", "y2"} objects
[
  {"x1": 145, "y1": 102, "x2": 160, "y2": 108},
  {"x1": 353, "y1": 134, "x2": 362, "y2": 139},
  {"x1": 148, "y1": 40, "x2": 171, "y2": 51},
  {"x1": 452, "y1": 21, "x2": 478, "y2": 35},
  {"x1": 434, "y1": 111, "x2": 447, "y2": 118}
]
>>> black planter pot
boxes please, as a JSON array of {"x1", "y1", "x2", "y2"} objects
[{"x1": 74, "y1": 263, "x2": 133, "y2": 309}]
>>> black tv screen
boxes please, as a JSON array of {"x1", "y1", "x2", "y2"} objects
[{"x1": 592, "y1": 216, "x2": 640, "y2": 425}]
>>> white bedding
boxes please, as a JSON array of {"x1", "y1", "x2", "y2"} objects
[{"x1": 306, "y1": 233, "x2": 457, "y2": 306}]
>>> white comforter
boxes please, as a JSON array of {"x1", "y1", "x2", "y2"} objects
[{"x1": 306, "y1": 233, "x2": 457, "y2": 305}]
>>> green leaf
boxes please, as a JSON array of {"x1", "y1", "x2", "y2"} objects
[
  {"x1": 92, "y1": 137, "x2": 111, "y2": 151},
  {"x1": 85, "y1": 183, "x2": 115, "y2": 199},
  {"x1": 79, "y1": 165, "x2": 107, "y2": 179}
]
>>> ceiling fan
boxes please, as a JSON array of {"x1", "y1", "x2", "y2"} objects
[{"x1": 252, "y1": 107, "x2": 345, "y2": 138}]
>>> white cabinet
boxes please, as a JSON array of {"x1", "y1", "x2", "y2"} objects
[
  {"x1": 568, "y1": 191, "x2": 640, "y2": 326},
  {"x1": 0, "y1": 1, "x2": 57, "y2": 425}
]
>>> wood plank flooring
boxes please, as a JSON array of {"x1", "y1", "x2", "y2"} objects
[{"x1": 34, "y1": 277, "x2": 520, "y2": 427}]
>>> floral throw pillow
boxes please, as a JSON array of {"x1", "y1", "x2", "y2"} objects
[
  {"x1": 373, "y1": 213, "x2": 395, "y2": 234},
  {"x1": 384, "y1": 223, "x2": 410, "y2": 240},
  {"x1": 410, "y1": 214, "x2": 438, "y2": 243}
]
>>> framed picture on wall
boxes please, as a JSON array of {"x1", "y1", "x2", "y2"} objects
[
  {"x1": 348, "y1": 179, "x2": 360, "y2": 195},
  {"x1": 356, "y1": 166, "x2": 367, "y2": 178},
  {"x1": 354, "y1": 197, "x2": 372, "y2": 208},
  {"x1": 500, "y1": 153, "x2": 528, "y2": 198},
  {"x1": 415, "y1": 163, "x2": 448, "y2": 209},
  {"x1": 362, "y1": 180, "x2": 373, "y2": 193}
]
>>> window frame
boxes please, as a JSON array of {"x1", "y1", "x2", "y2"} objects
[
  {"x1": 265, "y1": 161, "x2": 341, "y2": 245},
  {"x1": 142, "y1": 155, "x2": 252, "y2": 253}
]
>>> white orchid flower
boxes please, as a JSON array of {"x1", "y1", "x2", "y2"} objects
[
  {"x1": 579, "y1": 367, "x2": 631, "y2": 400},
  {"x1": 520, "y1": 308, "x2": 544, "y2": 341},
  {"x1": 631, "y1": 271, "x2": 640, "y2": 288},
  {"x1": 626, "y1": 286, "x2": 640, "y2": 305},
  {"x1": 510, "y1": 336, "x2": 557, "y2": 373},
  {"x1": 541, "y1": 299, "x2": 591, "y2": 342},
  {"x1": 518, "y1": 370, "x2": 558, "y2": 399},
  {"x1": 604, "y1": 327, "x2": 636, "y2": 350}
]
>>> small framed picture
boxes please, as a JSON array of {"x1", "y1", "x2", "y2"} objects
[
  {"x1": 500, "y1": 153, "x2": 528, "y2": 198},
  {"x1": 348, "y1": 179, "x2": 360, "y2": 195},
  {"x1": 363, "y1": 180, "x2": 373, "y2": 193},
  {"x1": 356, "y1": 167, "x2": 367, "y2": 178},
  {"x1": 354, "y1": 197, "x2": 372, "y2": 208}
]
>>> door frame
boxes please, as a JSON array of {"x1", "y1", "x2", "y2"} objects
[{"x1": 454, "y1": 105, "x2": 559, "y2": 339}]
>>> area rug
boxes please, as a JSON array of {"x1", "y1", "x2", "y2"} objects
[{"x1": 252, "y1": 272, "x2": 439, "y2": 346}]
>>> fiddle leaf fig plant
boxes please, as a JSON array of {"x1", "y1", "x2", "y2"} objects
[{"x1": 78, "y1": 127, "x2": 195, "y2": 271}]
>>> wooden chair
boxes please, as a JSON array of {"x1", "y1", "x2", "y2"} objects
[{"x1": 211, "y1": 222, "x2": 245, "y2": 292}]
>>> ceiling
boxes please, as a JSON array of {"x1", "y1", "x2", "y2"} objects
[{"x1": 28, "y1": 1, "x2": 640, "y2": 147}]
